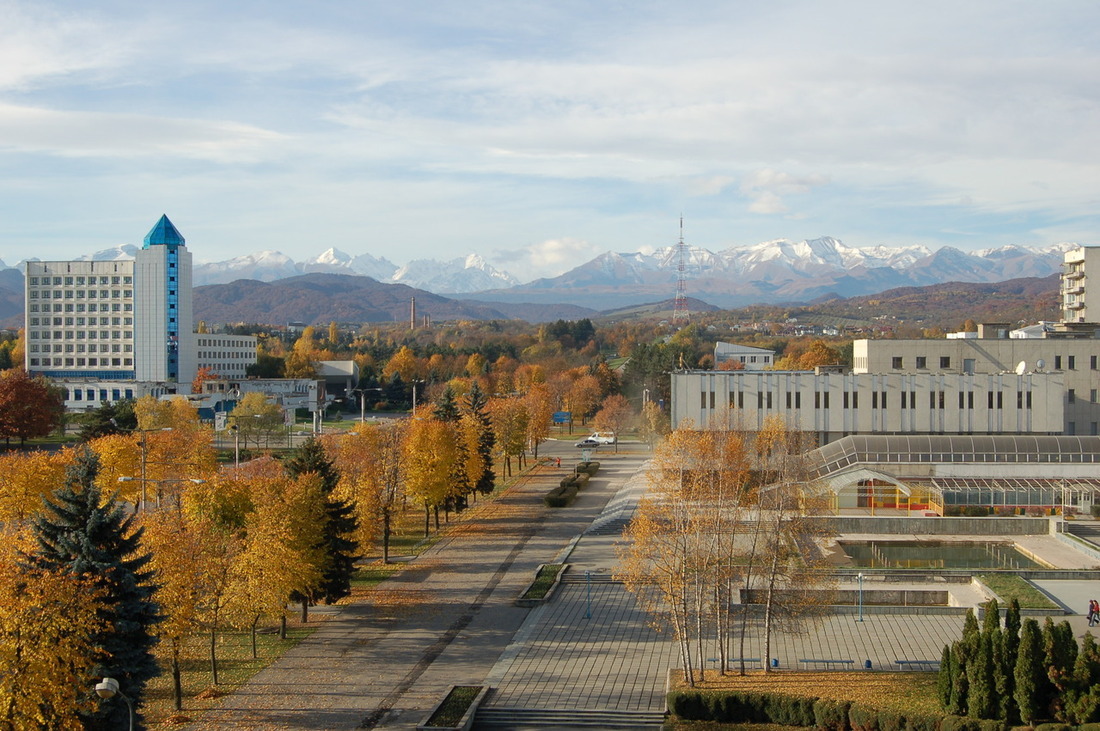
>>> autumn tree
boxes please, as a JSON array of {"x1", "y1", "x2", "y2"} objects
[
  {"x1": 523, "y1": 383, "x2": 554, "y2": 458},
  {"x1": 230, "y1": 391, "x2": 285, "y2": 449},
  {"x1": 637, "y1": 401, "x2": 670, "y2": 450},
  {"x1": 384, "y1": 345, "x2": 421, "y2": 383},
  {"x1": 594, "y1": 393, "x2": 632, "y2": 452},
  {"x1": 0, "y1": 537, "x2": 104, "y2": 730},
  {"x1": 27, "y1": 448, "x2": 162, "y2": 729},
  {"x1": 0, "y1": 368, "x2": 65, "y2": 445},
  {"x1": 191, "y1": 365, "x2": 219, "y2": 394},
  {"x1": 284, "y1": 326, "x2": 318, "y2": 378},
  {"x1": 331, "y1": 421, "x2": 407, "y2": 563},
  {"x1": 490, "y1": 396, "x2": 528, "y2": 477},
  {"x1": 0, "y1": 448, "x2": 72, "y2": 524},
  {"x1": 403, "y1": 416, "x2": 460, "y2": 534}
]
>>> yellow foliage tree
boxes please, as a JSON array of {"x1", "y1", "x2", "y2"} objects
[
  {"x1": 0, "y1": 535, "x2": 104, "y2": 729},
  {"x1": 383, "y1": 346, "x2": 420, "y2": 382},
  {"x1": 403, "y1": 417, "x2": 459, "y2": 535},
  {"x1": 0, "y1": 449, "x2": 72, "y2": 523}
]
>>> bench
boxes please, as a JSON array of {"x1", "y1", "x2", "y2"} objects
[
  {"x1": 799, "y1": 658, "x2": 854, "y2": 669},
  {"x1": 895, "y1": 660, "x2": 940, "y2": 670}
]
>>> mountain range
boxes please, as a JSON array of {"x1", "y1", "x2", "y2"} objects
[{"x1": 0, "y1": 236, "x2": 1078, "y2": 325}]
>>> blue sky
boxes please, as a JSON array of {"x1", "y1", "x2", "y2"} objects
[{"x1": 1, "y1": 0, "x2": 1098, "y2": 281}]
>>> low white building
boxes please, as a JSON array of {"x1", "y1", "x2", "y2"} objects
[
  {"x1": 195, "y1": 333, "x2": 257, "y2": 378},
  {"x1": 670, "y1": 368, "x2": 1064, "y2": 445},
  {"x1": 713, "y1": 342, "x2": 774, "y2": 369}
]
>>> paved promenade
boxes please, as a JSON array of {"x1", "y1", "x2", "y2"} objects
[{"x1": 186, "y1": 442, "x2": 1100, "y2": 730}]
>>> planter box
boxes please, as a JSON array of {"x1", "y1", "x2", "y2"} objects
[
  {"x1": 515, "y1": 563, "x2": 569, "y2": 607},
  {"x1": 417, "y1": 684, "x2": 490, "y2": 731}
]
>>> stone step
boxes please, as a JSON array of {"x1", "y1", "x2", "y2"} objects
[{"x1": 475, "y1": 707, "x2": 666, "y2": 729}]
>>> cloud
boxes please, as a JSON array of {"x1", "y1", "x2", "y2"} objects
[
  {"x1": 740, "y1": 170, "x2": 829, "y2": 215},
  {"x1": 492, "y1": 237, "x2": 596, "y2": 282},
  {"x1": 0, "y1": 103, "x2": 287, "y2": 161}
]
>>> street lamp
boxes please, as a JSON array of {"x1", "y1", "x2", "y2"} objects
[
  {"x1": 857, "y1": 572, "x2": 865, "y2": 622},
  {"x1": 94, "y1": 677, "x2": 133, "y2": 731},
  {"x1": 351, "y1": 387, "x2": 383, "y2": 422},
  {"x1": 110, "y1": 422, "x2": 172, "y2": 513},
  {"x1": 119, "y1": 476, "x2": 205, "y2": 514}
]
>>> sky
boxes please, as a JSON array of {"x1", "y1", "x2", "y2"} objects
[{"x1": 1, "y1": 0, "x2": 1098, "y2": 282}]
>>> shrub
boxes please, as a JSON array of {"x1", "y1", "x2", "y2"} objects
[
  {"x1": 940, "y1": 715, "x2": 981, "y2": 731},
  {"x1": 1033, "y1": 725, "x2": 1072, "y2": 731},
  {"x1": 559, "y1": 476, "x2": 576, "y2": 488},
  {"x1": 849, "y1": 703, "x2": 881, "y2": 731},
  {"x1": 964, "y1": 505, "x2": 991, "y2": 517},
  {"x1": 573, "y1": 472, "x2": 589, "y2": 487},
  {"x1": 543, "y1": 484, "x2": 579, "y2": 507},
  {"x1": 1092, "y1": 504, "x2": 1100, "y2": 518},
  {"x1": 814, "y1": 699, "x2": 851, "y2": 731},
  {"x1": 904, "y1": 713, "x2": 942, "y2": 731},
  {"x1": 577, "y1": 461, "x2": 600, "y2": 475}
]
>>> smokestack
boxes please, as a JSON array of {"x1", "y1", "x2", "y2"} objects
[{"x1": 410, "y1": 297, "x2": 416, "y2": 330}]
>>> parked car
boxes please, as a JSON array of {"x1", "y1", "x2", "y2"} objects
[{"x1": 575, "y1": 438, "x2": 600, "y2": 448}]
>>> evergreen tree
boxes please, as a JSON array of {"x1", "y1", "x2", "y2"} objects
[
  {"x1": 1015, "y1": 618, "x2": 1044, "y2": 725},
  {"x1": 433, "y1": 386, "x2": 461, "y2": 423},
  {"x1": 982, "y1": 599, "x2": 1000, "y2": 634},
  {"x1": 950, "y1": 640, "x2": 970, "y2": 716},
  {"x1": 990, "y1": 626, "x2": 1007, "y2": 721},
  {"x1": 937, "y1": 644, "x2": 954, "y2": 711},
  {"x1": 967, "y1": 629, "x2": 994, "y2": 719},
  {"x1": 27, "y1": 447, "x2": 161, "y2": 730},
  {"x1": 284, "y1": 438, "x2": 359, "y2": 604},
  {"x1": 78, "y1": 399, "x2": 138, "y2": 441},
  {"x1": 1042, "y1": 619, "x2": 1078, "y2": 720},
  {"x1": 1065, "y1": 633, "x2": 1100, "y2": 724},
  {"x1": 962, "y1": 608, "x2": 980, "y2": 651},
  {"x1": 464, "y1": 382, "x2": 496, "y2": 494},
  {"x1": 1001, "y1": 598, "x2": 1021, "y2": 722}
]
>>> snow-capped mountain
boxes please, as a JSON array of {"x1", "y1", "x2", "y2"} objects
[
  {"x1": 392, "y1": 254, "x2": 518, "y2": 294},
  {"x1": 0, "y1": 236, "x2": 1079, "y2": 310}
]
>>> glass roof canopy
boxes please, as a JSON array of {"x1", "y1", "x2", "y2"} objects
[{"x1": 811, "y1": 435, "x2": 1100, "y2": 478}]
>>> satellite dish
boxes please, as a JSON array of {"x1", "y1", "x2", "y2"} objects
[
  {"x1": 1015, "y1": 361, "x2": 1027, "y2": 375},
  {"x1": 1036, "y1": 359, "x2": 1046, "y2": 370}
]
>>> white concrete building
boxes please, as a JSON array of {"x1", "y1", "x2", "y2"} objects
[
  {"x1": 713, "y1": 342, "x2": 775, "y2": 369},
  {"x1": 196, "y1": 333, "x2": 258, "y2": 379},
  {"x1": 670, "y1": 368, "x2": 1064, "y2": 445}
]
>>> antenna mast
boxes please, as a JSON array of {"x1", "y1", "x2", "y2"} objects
[{"x1": 672, "y1": 216, "x2": 689, "y2": 322}]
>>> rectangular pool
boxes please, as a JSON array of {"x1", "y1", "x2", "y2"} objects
[{"x1": 838, "y1": 540, "x2": 1044, "y2": 570}]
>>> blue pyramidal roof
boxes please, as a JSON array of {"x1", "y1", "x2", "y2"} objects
[{"x1": 143, "y1": 214, "x2": 185, "y2": 247}]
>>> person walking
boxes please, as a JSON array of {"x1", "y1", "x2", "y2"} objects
[
  {"x1": 556, "y1": 457, "x2": 561, "y2": 468},
  {"x1": 1089, "y1": 599, "x2": 1099, "y2": 626}
]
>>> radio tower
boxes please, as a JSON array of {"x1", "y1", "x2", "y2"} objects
[{"x1": 672, "y1": 216, "x2": 689, "y2": 322}]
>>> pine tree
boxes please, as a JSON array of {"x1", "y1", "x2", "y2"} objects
[
  {"x1": 464, "y1": 382, "x2": 496, "y2": 494},
  {"x1": 990, "y1": 626, "x2": 1007, "y2": 721},
  {"x1": 1001, "y1": 598, "x2": 1021, "y2": 722},
  {"x1": 284, "y1": 438, "x2": 359, "y2": 604},
  {"x1": 1015, "y1": 618, "x2": 1044, "y2": 725},
  {"x1": 1043, "y1": 619, "x2": 1079, "y2": 721},
  {"x1": 967, "y1": 629, "x2": 993, "y2": 719},
  {"x1": 27, "y1": 447, "x2": 161, "y2": 730},
  {"x1": 950, "y1": 640, "x2": 970, "y2": 716},
  {"x1": 1065, "y1": 633, "x2": 1100, "y2": 724},
  {"x1": 937, "y1": 644, "x2": 954, "y2": 711},
  {"x1": 433, "y1": 386, "x2": 461, "y2": 423},
  {"x1": 982, "y1": 599, "x2": 1000, "y2": 633}
]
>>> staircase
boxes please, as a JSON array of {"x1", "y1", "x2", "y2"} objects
[
  {"x1": 475, "y1": 707, "x2": 666, "y2": 729},
  {"x1": 1067, "y1": 522, "x2": 1100, "y2": 548}
]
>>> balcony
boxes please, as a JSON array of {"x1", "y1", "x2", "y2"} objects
[
  {"x1": 1063, "y1": 285, "x2": 1085, "y2": 295},
  {"x1": 1064, "y1": 269, "x2": 1085, "y2": 280}
]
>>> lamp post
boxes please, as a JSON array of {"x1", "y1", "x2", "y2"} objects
[
  {"x1": 94, "y1": 677, "x2": 133, "y2": 731},
  {"x1": 230, "y1": 424, "x2": 239, "y2": 468},
  {"x1": 352, "y1": 387, "x2": 383, "y2": 422},
  {"x1": 119, "y1": 476, "x2": 205, "y2": 515},
  {"x1": 857, "y1": 572, "x2": 865, "y2": 622},
  {"x1": 411, "y1": 381, "x2": 426, "y2": 416}
]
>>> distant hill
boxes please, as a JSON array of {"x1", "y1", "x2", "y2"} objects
[{"x1": 194, "y1": 273, "x2": 596, "y2": 326}]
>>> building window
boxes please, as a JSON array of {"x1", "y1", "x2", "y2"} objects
[
  {"x1": 892, "y1": 357, "x2": 903, "y2": 369},
  {"x1": 1069, "y1": 355, "x2": 1076, "y2": 370},
  {"x1": 1055, "y1": 355, "x2": 1063, "y2": 370},
  {"x1": 939, "y1": 357, "x2": 951, "y2": 369},
  {"x1": 1092, "y1": 355, "x2": 1098, "y2": 370},
  {"x1": 916, "y1": 356, "x2": 927, "y2": 369},
  {"x1": 1069, "y1": 389, "x2": 1076, "y2": 404}
]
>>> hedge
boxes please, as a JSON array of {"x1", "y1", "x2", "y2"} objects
[
  {"x1": 543, "y1": 484, "x2": 579, "y2": 507},
  {"x1": 577, "y1": 461, "x2": 601, "y2": 476},
  {"x1": 668, "y1": 690, "x2": 946, "y2": 731}
]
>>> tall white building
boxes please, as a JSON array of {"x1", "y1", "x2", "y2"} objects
[
  {"x1": 26, "y1": 215, "x2": 194, "y2": 384},
  {"x1": 25, "y1": 215, "x2": 251, "y2": 399}
]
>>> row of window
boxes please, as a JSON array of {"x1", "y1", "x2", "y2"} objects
[
  {"x1": 196, "y1": 338, "x2": 254, "y2": 348},
  {"x1": 30, "y1": 317, "x2": 132, "y2": 327},
  {"x1": 30, "y1": 357, "x2": 133, "y2": 367},
  {"x1": 889, "y1": 354, "x2": 1100, "y2": 371},
  {"x1": 28, "y1": 303, "x2": 132, "y2": 313},
  {"x1": 28, "y1": 276, "x2": 131, "y2": 286},
  {"x1": 29, "y1": 331, "x2": 132, "y2": 340},
  {"x1": 67, "y1": 387, "x2": 136, "y2": 402},
  {"x1": 30, "y1": 344, "x2": 131, "y2": 353},
  {"x1": 710, "y1": 389, "x2": 1036, "y2": 411},
  {"x1": 29, "y1": 289, "x2": 132, "y2": 300},
  {"x1": 196, "y1": 352, "x2": 253, "y2": 360}
]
